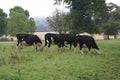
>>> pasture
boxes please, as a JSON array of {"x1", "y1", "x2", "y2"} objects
[{"x1": 0, "y1": 40, "x2": 119, "y2": 80}]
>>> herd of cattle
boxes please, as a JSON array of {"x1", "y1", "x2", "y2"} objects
[{"x1": 16, "y1": 33, "x2": 100, "y2": 54}]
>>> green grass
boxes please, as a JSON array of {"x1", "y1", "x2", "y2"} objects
[{"x1": 0, "y1": 40, "x2": 120, "y2": 80}]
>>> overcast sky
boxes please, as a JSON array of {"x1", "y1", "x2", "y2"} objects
[{"x1": 0, "y1": 0, "x2": 120, "y2": 18}]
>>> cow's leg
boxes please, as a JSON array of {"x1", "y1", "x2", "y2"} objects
[
  {"x1": 73, "y1": 42, "x2": 77, "y2": 53},
  {"x1": 16, "y1": 42, "x2": 21, "y2": 52},
  {"x1": 79, "y1": 43, "x2": 84, "y2": 54},
  {"x1": 73, "y1": 44, "x2": 78, "y2": 53},
  {"x1": 88, "y1": 47, "x2": 91, "y2": 54},
  {"x1": 61, "y1": 43, "x2": 65, "y2": 52},
  {"x1": 86, "y1": 43, "x2": 91, "y2": 54},
  {"x1": 41, "y1": 39, "x2": 48, "y2": 51},
  {"x1": 57, "y1": 43, "x2": 62, "y2": 52},
  {"x1": 33, "y1": 43, "x2": 37, "y2": 52},
  {"x1": 70, "y1": 43, "x2": 72, "y2": 50},
  {"x1": 46, "y1": 41, "x2": 51, "y2": 52},
  {"x1": 37, "y1": 43, "x2": 42, "y2": 52},
  {"x1": 57, "y1": 43, "x2": 61, "y2": 52},
  {"x1": 16, "y1": 42, "x2": 19, "y2": 50},
  {"x1": 48, "y1": 42, "x2": 51, "y2": 48}
]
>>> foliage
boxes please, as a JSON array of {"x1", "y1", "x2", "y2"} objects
[
  {"x1": 28, "y1": 18, "x2": 36, "y2": 33},
  {"x1": 0, "y1": 40, "x2": 120, "y2": 80},
  {"x1": 7, "y1": 11, "x2": 29, "y2": 35},
  {"x1": 46, "y1": 9, "x2": 64, "y2": 33},
  {"x1": 104, "y1": 22, "x2": 120, "y2": 35},
  {"x1": 103, "y1": 3, "x2": 120, "y2": 39},
  {"x1": 9, "y1": 6, "x2": 29, "y2": 17},
  {"x1": 0, "y1": 8, "x2": 7, "y2": 36},
  {"x1": 7, "y1": 6, "x2": 36, "y2": 36},
  {"x1": 54, "y1": 0, "x2": 107, "y2": 34}
]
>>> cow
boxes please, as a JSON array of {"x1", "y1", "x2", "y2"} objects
[
  {"x1": 16, "y1": 34, "x2": 42, "y2": 52},
  {"x1": 74, "y1": 35, "x2": 100, "y2": 54},
  {"x1": 58, "y1": 33, "x2": 77, "y2": 50},
  {"x1": 41, "y1": 33, "x2": 56, "y2": 49},
  {"x1": 41, "y1": 33, "x2": 77, "y2": 52},
  {"x1": 41, "y1": 33, "x2": 65, "y2": 52}
]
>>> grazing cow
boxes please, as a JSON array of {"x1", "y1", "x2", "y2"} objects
[
  {"x1": 41, "y1": 33, "x2": 77, "y2": 52},
  {"x1": 16, "y1": 34, "x2": 42, "y2": 52},
  {"x1": 59, "y1": 33, "x2": 77, "y2": 50},
  {"x1": 41, "y1": 33, "x2": 56, "y2": 49},
  {"x1": 74, "y1": 35, "x2": 100, "y2": 54},
  {"x1": 41, "y1": 33, "x2": 65, "y2": 51}
]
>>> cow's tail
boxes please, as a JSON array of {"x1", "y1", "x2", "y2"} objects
[{"x1": 44, "y1": 37, "x2": 47, "y2": 47}]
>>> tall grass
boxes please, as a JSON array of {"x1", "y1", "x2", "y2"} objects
[{"x1": 0, "y1": 40, "x2": 119, "y2": 80}]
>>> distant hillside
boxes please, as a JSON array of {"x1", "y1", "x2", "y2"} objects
[{"x1": 34, "y1": 17, "x2": 52, "y2": 32}]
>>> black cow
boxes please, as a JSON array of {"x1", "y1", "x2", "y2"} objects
[
  {"x1": 74, "y1": 35, "x2": 100, "y2": 54},
  {"x1": 41, "y1": 33, "x2": 77, "y2": 52},
  {"x1": 41, "y1": 33, "x2": 56, "y2": 49},
  {"x1": 16, "y1": 34, "x2": 42, "y2": 52},
  {"x1": 58, "y1": 33, "x2": 77, "y2": 50},
  {"x1": 41, "y1": 33, "x2": 65, "y2": 51}
]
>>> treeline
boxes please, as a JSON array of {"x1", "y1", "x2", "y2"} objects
[
  {"x1": 47, "y1": 0, "x2": 120, "y2": 39},
  {"x1": 0, "y1": 6, "x2": 36, "y2": 36}
]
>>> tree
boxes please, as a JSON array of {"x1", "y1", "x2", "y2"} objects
[
  {"x1": 103, "y1": 3, "x2": 120, "y2": 39},
  {"x1": 61, "y1": 13, "x2": 71, "y2": 33},
  {"x1": 104, "y1": 22, "x2": 120, "y2": 39},
  {"x1": 46, "y1": 9, "x2": 64, "y2": 33},
  {"x1": 54, "y1": 0, "x2": 107, "y2": 34},
  {"x1": 28, "y1": 18, "x2": 36, "y2": 33},
  {"x1": 7, "y1": 11, "x2": 29, "y2": 36},
  {"x1": 9, "y1": 6, "x2": 29, "y2": 17},
  {"x1": 7, "y1": 6, "x2": 36, "y2": 36},
  {"x1": 0, "y1": 8, "x2": 7, "y2": 36}
]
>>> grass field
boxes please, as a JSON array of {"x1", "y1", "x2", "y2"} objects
[{"x1": 0, "y1": 40, "x2": 120, "y2": 80}]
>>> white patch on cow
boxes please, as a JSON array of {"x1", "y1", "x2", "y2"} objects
[
  {"x1": 83, "y1": 44, "x2": 87, "y2": 48},
  {"x1": 46, "y1": 40, "x2": 49, "y2": 43},
  {"x1": 51, "y1": 37, "x2": 55, "y2": 44},
  {"x1": 21, "y1": 41, "x2": 28, "y2": 46},
  {"x1": 77, "y1": 43, "x2": 87, "y2": 48}
]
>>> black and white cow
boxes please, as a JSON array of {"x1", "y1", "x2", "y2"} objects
[
  {"x1": 74, "y1": 35, "x2": 100, "y2": 54},
  {"x1": 16, "y1": 34, "x2": 42, "y2": 52}
]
